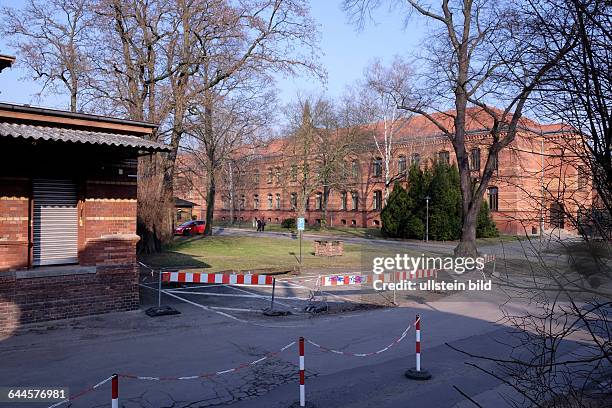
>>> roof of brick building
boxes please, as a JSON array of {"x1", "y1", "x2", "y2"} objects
[
  {"x1": 246, "y1": 107, "x2": 570, "y2": 158},
  {"x1": 0, "y1": 102, "x2": 170, "y2": 152},
  {"x1": 0, "y1": 122, "x2": 170, "y2": 152}
]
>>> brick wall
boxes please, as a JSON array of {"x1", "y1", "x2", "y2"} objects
[
  {"x1": 0, "y1": 178, "x2": 29, "y2": 271},
  {"x1": 0, "y1": 263, "x2": 139, "y2": 333},
  {"x1": 0, "y1": 160, "x2": 141, "y2": 329},
  {"x1": 207, "y1": 129, "x2": 592, "y2": 235}
]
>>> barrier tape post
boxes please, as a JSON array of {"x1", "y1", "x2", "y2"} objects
[
  {"x1": 271, "y1": 278, "x2": 276, "y2": 311},
  {"x1": 299, "y1": 336, "x2": 305, "y2": 407},
  {"x1": 405, "y1": 315, "x2": 431, "y2": 380},
  {"x1": 416, "y1": 315, "x2": 420, "y2": 371},
  {"x1": 158, "y1": 269, "x2": 162, "y2": 308},
  {"x1": 111, "y1": 374, "x2": 119, "y2": 408}
]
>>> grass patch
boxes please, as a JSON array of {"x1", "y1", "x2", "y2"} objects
[
  {"x1": 215, "y1": 221, "x2": 383, "y2": 239},
  {"x1": 141, "y1": 235, "x2": 422, "y2": 273}
]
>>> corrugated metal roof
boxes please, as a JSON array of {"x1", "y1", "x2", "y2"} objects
[
  {"x1": 0, "y1": 122, "x2": 170, "y2": 151},
  {"x1": 174, "y1": 198, "x2": 198, "y2": 207}
]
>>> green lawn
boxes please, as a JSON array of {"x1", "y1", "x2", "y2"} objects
[
  {"x1": 140, "y1": 235, "x2": 420, "y2": 273},
  {"x1": 215, "y1": 221, "x2": 518, "y2": 244},
  {"x1": 215, "y1": 221, "x2": 383, "y2": 239}
]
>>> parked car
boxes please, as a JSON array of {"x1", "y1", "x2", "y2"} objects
[{"x1": 174, "y1": 220, "x2": 205, "y2": 236}]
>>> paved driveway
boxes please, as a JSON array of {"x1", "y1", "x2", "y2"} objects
[{"x1": 0, "y1": 279, "x2": 595, "y2": 408}]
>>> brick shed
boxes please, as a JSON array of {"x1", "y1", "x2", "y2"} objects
[{"x1": 0, "y1": 103, "x2": 169, "y2": 331}]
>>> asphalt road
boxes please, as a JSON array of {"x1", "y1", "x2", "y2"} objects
[
  {"x1": 0, "y1": 230, "x2": 601, "y2": 408},
  {"x1": 0, "y1": 278, "x2": 593, "y2": 408}
]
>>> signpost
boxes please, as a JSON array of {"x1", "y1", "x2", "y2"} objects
[{"x1": 297, "y1": 217, "x2": 305, "y2": 265}]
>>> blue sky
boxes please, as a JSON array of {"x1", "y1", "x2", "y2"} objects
[{"x1": 0, "y1": 0, "x2": 424, "y2": 110}]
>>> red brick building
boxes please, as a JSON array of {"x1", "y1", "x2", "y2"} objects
[
  {"x1": 0, "y1": 103, "x2": 168, "y2": 331},
  {"x1": 178, "y1": 108, "x2": 593, "y2": 236}
]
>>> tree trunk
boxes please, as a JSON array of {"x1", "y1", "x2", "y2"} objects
[
  {"x1": 204, "y1": 172, "x2": 216, "y2": 236},
  {"x1": 203, "y1": 101, "x2": 215, "y2": 236},
  {"x1": 70, "y1": 86, "x2": 77, "y2": 113},
  {"x1": 228, "y1": 161, "x2": 234, "y2": 224},
  {"x1": 322, "y1": 185, "x2": 330, "y2": 228},
  {"x1": 137, "y1": 155, "x2": 164, "y2": 254},
  {"x1": 455, "y1": 199, "x2": 481, "y2": 257}
]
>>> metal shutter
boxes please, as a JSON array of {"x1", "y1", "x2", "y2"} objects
[{"x1": 33, "y1": 179, "x2": 79, "y2": 266}]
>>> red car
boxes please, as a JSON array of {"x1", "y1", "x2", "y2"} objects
[{"x1": 174, "y1": 220, "x2": 205, "y2": 236}]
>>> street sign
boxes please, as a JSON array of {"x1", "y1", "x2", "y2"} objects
[{"x1": 297, "y1": 217, "x2": 305, "y2": 231}]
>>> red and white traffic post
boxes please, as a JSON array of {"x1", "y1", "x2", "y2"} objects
[
  {"x1": 416, "y1": 314, "x2": 421, "y2": 371},
  {"x1": 111, "y1": 374, "x2": 119, "y2": 408},
  {"x1": 299, "y1": 336, "x2": 305, "y2": 407},
  {"x1": 405, "y1": 314, "x2": 431, "y2": 380}
]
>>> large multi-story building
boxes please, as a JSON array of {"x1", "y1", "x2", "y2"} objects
[{"x1": 177, "y1": 108, "x2": 593, "y2": 236}]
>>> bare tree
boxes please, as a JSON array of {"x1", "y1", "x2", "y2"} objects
[
  {"x1": 343, "y1": 0, "x2": 577, "y2": 256},
  {"x1": 92, "y1": 0, "x2": 322, "y2": 249},
  {"x1": 284, "y1": 97, "x2": 361, "y2": 225},
  {"x1": 448, "y1": 176, "x2": 611, "y2": 407},
  {"x1": 346, "y1": 58, "x2": 414, "y2": 204},
  {"x1": 186, "y1": 75, "x2": 275, "y2": 235},
  {"x1": 534, "y1": 0, "x2": 611, "y2": 238},
  {"x1": 1, "y1": 0, "x2": 95, "y2": 111}
]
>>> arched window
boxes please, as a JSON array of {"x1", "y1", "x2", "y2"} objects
[
  {"x1": 351, "y1": 191, "x2": 359, "y2": 211},
  {"x1": 398, "y1": 155, "x2": 407, "y2": 175},
  {"x1": 488, "y1": 187, "x2": 499, "y2": 211},
  {"x1": 373, "y1": 157, "x2": 383, "y2": 177},
  {"x1": 267, "y1": 168, "x2": 273, "y2": 183},
  {"x1": 438, "y1": 150, "x2": 450, "y2": 164},
  {"x1": 373, "y1": 190, "x2": 382, "y2": 211},
  {"x1": 291, "y1": 165, "x2": 298, "y2": 182},
  {"x1": 239, "y1": 194, "x2": 245, "y2": 210},
  {"x1": 315, "y1": 192, "x2": 322, "y2": 210},
  {"x1": 340, "y1": 191, "x2": 347, "y2": 210},
  {"x1": 275, "y1": 193, "x2": 281, "y2": 209},
  {"x1": 253, "y1": 194, "x2": 259, "y2": 209},
  {"x1": 351, "y1": 160, "x2": 359, "y2": 178},
  {"x1": 275, "y1": 167, "x2": 282, "y2": 183},
  {"x1": 290, "y1": 192, "x2": 297, "y2": 209},
  {"x1": 267, "y1": 193, "x2": 273, "y2": 209},
  {"x1": 411, "y1": 153, "x2": 420, "y2": 167},
  {"x1": 550, "y1": 202, "x2": 565, "y2": 228},
  {"x1": 470, "y1": 148, "x2": 481, "y2": 171},
  {"x1": 490, "y1": 151, "x2": 498, "y2": 171},
  {"x1": 253, "y1": 170, "x2": 260, "y2": 184}
]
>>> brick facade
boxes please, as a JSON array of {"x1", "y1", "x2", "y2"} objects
[
  {"x1": 0, "y1": 160, "x2": 141, "y2": 332},
  {"x1": 177, "y1": 108, "x2": 593, "y2": 236},
  {"x1": 0, "y1": 103, "x2": 164, "y2": 332}
]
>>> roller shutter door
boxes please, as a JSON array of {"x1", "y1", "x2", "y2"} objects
[{"x1": 33, "y1": 179, "x2": 78, "y2": 266}]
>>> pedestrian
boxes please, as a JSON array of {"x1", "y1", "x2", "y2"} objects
[
  {"x1": 253, "y1": 217, "x2": 257, "y2": 230},
  {"x1": 256, "y1": 219, "x2": 262, "y2": 232},
  {"x1": 261, "y1": 219, "x2": 266, "y2": 232}
]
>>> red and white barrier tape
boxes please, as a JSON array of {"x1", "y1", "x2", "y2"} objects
[
  {"x1": 321, "y1": 254, "x2": 496, "y2": 287},
  {"x1": 46, "y1": 375, "x2": 115, "y2": 408},
  {"x1": 306, "y1": 319, "x2": 415, "y2": 357},
  {"x1": 162, "y1": 271, "x2": 274, "y2": 285},
  {"x1": 119, "y1": 341, "x2": 295, "y2": 381},
  {"x1": 322, "y1": 270, "x2": 437, "y2": 286},
  {"x1": 46, "y1": 342, "x2": 295, "y2": 407}
]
